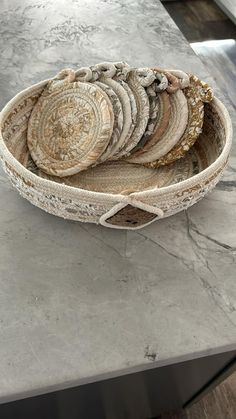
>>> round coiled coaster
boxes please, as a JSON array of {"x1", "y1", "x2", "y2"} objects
[
  {"x1": 145, "y1": 74, "x2": 214, "y2": 168},
  {"x1": 126, "y1": 69, "x2": 170, "y2": 156},
  {"x1": 27, "y1": 79, "x2": 114, "y2": 177},
  {"x1": 94, "y1": 81, "x2": 124, "y2": 163},
  {"x1": 127, "y1": 89, "x2": 188, "y2": 164},
  {"x1": 128, "y1": 89, "x2": 171, "y2": 156},
  {"x1": 117, "y1": 70, "x2": 150, "y2": 157},
  {"x1": 111, "y1": 78, "x2": 138, "y2": 159},
  {"x1": 96, "y1": 75, "x2": 134, "y2": 158}
]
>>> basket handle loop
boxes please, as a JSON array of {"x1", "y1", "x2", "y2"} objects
[{"x1": 99, "y1": 197, "x2": 164, "y2": 230}]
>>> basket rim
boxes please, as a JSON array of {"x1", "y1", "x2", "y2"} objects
[{"x1": 0, "y1": 79, "x2": 232, "y2": 201}]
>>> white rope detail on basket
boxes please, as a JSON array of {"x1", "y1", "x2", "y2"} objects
[{"x1": 119, "y1": 194, "x2": 164, "y2": 216}]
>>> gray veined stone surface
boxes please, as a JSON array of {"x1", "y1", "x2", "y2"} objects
[{"x1": 0, "y1": 0, "x2": 235, "y2": 405}]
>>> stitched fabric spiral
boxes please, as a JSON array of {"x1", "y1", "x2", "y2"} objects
[{"x1": 0, "y1": 62, "x2": 232, "y2": 230}]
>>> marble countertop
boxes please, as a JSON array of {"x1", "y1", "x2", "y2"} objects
[{"x1": 0, "y1": 0, "x2": 235, "y2": 404}]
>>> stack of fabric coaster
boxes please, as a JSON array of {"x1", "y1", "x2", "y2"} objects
[{"x1": 26, "y1": 61, "x2": 213, "y2": 193}]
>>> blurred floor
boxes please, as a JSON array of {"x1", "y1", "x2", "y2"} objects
[
  {"x1": 163, "y1": 0, "x2": 236, "y2": 109},
  {"x1": 159, "y1": 371, "x2": 236, "y2": 418},
  {"x1": 163, "y1": 0, "x2": 236, "y2": 42}
]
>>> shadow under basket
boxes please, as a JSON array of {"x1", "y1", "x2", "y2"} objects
[{"x1": 0, "y1": 80, "x2": 232, "y2": 230}]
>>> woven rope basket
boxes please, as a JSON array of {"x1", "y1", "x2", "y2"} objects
[{"x1": 0, "y1": 79, "x2": 232, "y2": 230}]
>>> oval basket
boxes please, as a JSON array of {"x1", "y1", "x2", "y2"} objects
[{"x1": 0, "y1": 80, "x2": 232, "y2": 230}]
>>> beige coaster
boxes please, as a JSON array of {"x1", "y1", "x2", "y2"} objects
[
  {"x1": 97, "y1": 76, "x2": 133, "y2": 158},
  {"x1": 118, "y1": 71, "x2": 150, "y2": 157},
  {"x1": 95, "y1": 81, "x2": 124, "y2": 163},
  {"x1": 127, "y1": 89, "x2": 189, "y2": 164},
  {"x1": 140, "y1": 89, "x2": 160, "y2": 144},
  {"x1": 27, "y1": 80, "x2": 114, "y2": 177},
  {"x1": 145, "y1": 74, "x2": 213, "y2": 168},
  {"x1": 129, "y1": 90, "x2": 171, "y2": 156},
  {"x1": 127, "y1": 89, "x2": 188, "y2": 164},
  {"x1": 112, "y1": 79, "x2": 137, "y2": 158}
]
